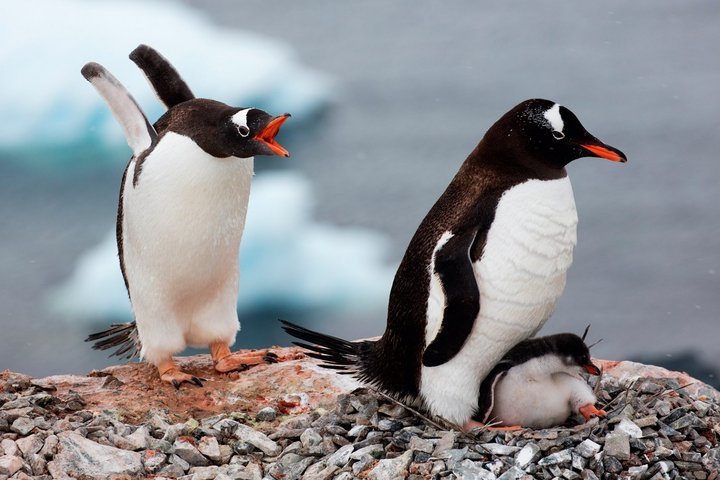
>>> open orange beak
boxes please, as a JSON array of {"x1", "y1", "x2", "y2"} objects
[
  {"x1": 580, "y1": 143, "x2": 626, "y2": 163},
  {"x1": 256, "y1": 114, "x2": 290, "y2": 157},
  {"x1": 583, "y1": 363, "x2": 601, "y2": 375}
]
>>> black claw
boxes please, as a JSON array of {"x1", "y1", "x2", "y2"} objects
[
  {"x1": 237, "y1": 363, "x2": 250, "y2": 372},
  {"x1": 171, "y1": 379, "x2": 181, "y2": 390},
  {"x1": 191, "y1": 376, "x2": 204, "y2": 387},
  {"x1": 263, "y1": 353, "x2": 279, "y2": 364}
]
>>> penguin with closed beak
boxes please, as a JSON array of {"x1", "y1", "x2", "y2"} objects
[
  {"x1": 83, "y1": 45, "x2": 290, "y2": 388},
  {"x1": 282, "y1": 98, "x2": 626, "y2": 427},
  {"x1": 473, "y1": 331, "x2": 606, "y2": 430}
]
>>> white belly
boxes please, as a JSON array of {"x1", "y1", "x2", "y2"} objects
[
  {"x1": 122, "y1": 133, "x2": 253, "y2": 362},
  {"x1": 420, "y1": 176, "x2": 578, "y2": 424}
]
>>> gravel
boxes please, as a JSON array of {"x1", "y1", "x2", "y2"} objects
[{"x1": 0, "y1": 371, "x2": 718, "y2": 479}]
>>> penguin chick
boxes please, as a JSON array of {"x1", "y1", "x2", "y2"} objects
[
  {"x1": 282, "y1": 99, "x2": 625, "y2": 426},
  {"x1": 472, "y1": 333, "x2": 606, "y2": 430},
  {"x1": 82, "y1": 46, "x2": 289, "y2": 388}
]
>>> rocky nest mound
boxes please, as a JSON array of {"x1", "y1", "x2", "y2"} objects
[{"x1": 0, "y1": 350, "x2": 718, "y2": 479}]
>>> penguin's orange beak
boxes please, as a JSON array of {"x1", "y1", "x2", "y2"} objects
[
  {"x1": 583, "y1": 362, "x2": 601, "y2": 375},
  {"x1": 580, "y1": 142, "x2": 627, "y2": 163},
  {"x1": 256, "y1": 114, "x2": 290, "y2": 157}
]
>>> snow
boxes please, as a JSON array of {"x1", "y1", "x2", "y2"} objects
[
  {"x1": 49, "y1": 171, "x2": 395, "y2": 321},
  {"x1": 0, "y1": 0, "x2": 331, "y2": 169}
]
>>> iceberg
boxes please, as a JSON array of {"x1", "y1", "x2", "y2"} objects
[
  {"x1": 49, "y1": 171, "x2": 396, "y2": 322},
  {"x1": 0, "y1": 0, "x2": 331, "y2": 170}
]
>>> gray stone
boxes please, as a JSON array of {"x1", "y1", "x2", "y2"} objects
[
  {"x1": 634, "y1": 415, "x2": 658, "y2": 428},
  {"x1": 561, "y1": 468, "x2": 580, "y2": 480},
  {"x1": 432, "y1": 430, "x2": 457, "y2": 455},
  {"x1": 453, "y1": 459, "x2": 496, "y2": 480},
  {"x1": 39, "y1": 435, "x2": 58, "y2": 459},
  {"x1": 628, "y1": 465, "x2": 648, "y2": 477},
  {"x1": 377, "y1": 419, "x2": 403, "y2": 432},
  {"x1": 671, "y1": 414, "x2": 703, "y2": 430},
  {"x1": 255, "y1": 407, "x2": 277, "y2": 422},
  {"x1": 233, "y1": 423, "x2": 281, "y2": 456},
  {"x1": 571, "y1": 453, "x2": 586, "y2": 471},
  {"x1": 197, "y1": 436, "x2": 222, "y2": 462},
  {"x1": 480, "y1": 443, "x2": 521, "y2": 456},
  {"x1": 408, "y1": 435, "x2": 434, "y2": 454},
  {"x1": 267, "y1": 453, "x2": 314, "y2": 480},
  {"x1": 538, "y1": 448, "x2": 572, "y2": 466},
  {"x1": 334, "y1": 472, "x2": 356, "y2": 480},
  {"x1": 575, "y1": 438, "x2": 601, "y2": 458},
  {"x1": 603, "y1": 431, "x2": 630, "y2": 460},
  {"x1": 616, "y1": 418, "x2": 643, "y2": 438},
  {"x1": 170, "y1": 453, "x2": 191, "y2": 472},
  {"x1": 234, "y1": 461, "x2": 262, "y2": 480},
  {"x1": 142, "y1": 450, "x2": 166, "y2": 473},
  {"x1": 440, "y1": 447, "x2": 468, "y2": 469},
  {"x1": 352, "y1": 454, "x2": 376, "y2": 475},
  {"x1": 0, "y1": 456, "x2": 24, "y2": 476},
  {"x1": 123, "y1": 425, "x2": 150, "y2": 450},
  {"x1": 327, "y1": 444, "x2": 354, "y2": 467},
  {"x1": 0, "y1": 441, "x2": 18, "y2": 458},
  {"x1": 158, "y1": 462, "x2": 186, "y2": 478},
  {"x1": 603, "y1": 455, "x2": 623, "y2": 473},
  {"x1": 346, "y1": 424, "x2": 369, "y2": 438},
  {"x1": 367, "y1": 449, "x2": 412, "y2": 480},
  {"x1": 10, "y1": 417, "x2": 34, "y2": 436},
  {"x1": 654, "y1": 400, "x2": 672, "y2": 417},
  {"x1": 172, "y1": 438, "x2": 209, "y2": 466},
  {"x1": 187, "y1": 465, "x2": 220, "y2": 479},
  {"x1": 46, "y1": 431, "x2": 143, "y2": 478},
  {"x1": 300, "y1": 428, "x2": 323, "y2": 448},
  {"x1": 15, "y1": 434, "x2": 44, "y2": 457},
  {"x1": 515, "y1": 442, "x2": 541, "y2": 468},
  {"x1": 581, "y1": 469, "x2": 599, "y2": 480},
  {"x1": 301, "y1": 462, "x2": 338, "y2": 480},
  {"x1": 27, "y1": 452, "x2": 46, "y2": 476},
  {"x1": 350, "y1": 443, "x2": 384, "y2": 460},
  {"x1": 497, "y1": 466, "x2": 525, "y2": 480}
]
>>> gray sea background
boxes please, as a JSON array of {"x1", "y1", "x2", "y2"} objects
[{"x1": 1, "y1": 0, "x2": 718, "y2": 386}]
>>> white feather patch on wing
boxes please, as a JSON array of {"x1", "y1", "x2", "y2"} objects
[
  {"x1": 81, "y1": 62, "x2": 155, "y2": 156},
  {"x1": 424, "y1": 231, "x2": 454, "y2": 345}
]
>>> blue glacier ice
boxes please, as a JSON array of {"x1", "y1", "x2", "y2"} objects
[
  {"x1": 49, "y1": 171, "x2": 396, "y2": 322},
  {"x1": 0, "y1": 0, "x2": 331, "y2": 169}
]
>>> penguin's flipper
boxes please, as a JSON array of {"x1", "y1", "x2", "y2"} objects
[
  {"x1": 474, "y1": 363, "x2": 511, "y2": 423},
  {"x1": 422, "y1": 227, "x2": 481, "y2": 367},
  {"x1": 129, "y1": 44, "x2": 195, "y2": 108},
  {"x1": 81, "y1": 62, "x2": 157, "y2": 156}
]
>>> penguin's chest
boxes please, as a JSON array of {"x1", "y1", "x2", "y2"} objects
[
  {"x1": 473, "y1": 176, "x2": 578, "y2": 339},
  {"x1": 122, "y1": 133, "x2": 253, "y2": 285}
]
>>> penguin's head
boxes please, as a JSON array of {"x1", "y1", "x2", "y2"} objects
[
  {"x1": 226, "y1": 107, "x2": 291, "y2": 158},
  {"x1": 158, "y1": 100, "x2": 290, "y2": 159},
  {"x1": 490, "y1": 99, "x2": 627, "y2": 170},
  {"x1": 548, "y1": 333, "x2": 601, "y2": 376}
]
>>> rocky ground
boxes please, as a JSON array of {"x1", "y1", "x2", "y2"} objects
[{"x1": 0, "y1": 348, "x2": 718, "y2": 479}]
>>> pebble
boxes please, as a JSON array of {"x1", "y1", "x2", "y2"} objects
[
  {"x1": 0, "y1": 370, "x2": 716, "y2": 480},
  {"x1": 604, "y1": 431, "x2": 631, "y2": 460},
  {"x1": 255, "y1": 407, "x2": 277, "y2": 422}
]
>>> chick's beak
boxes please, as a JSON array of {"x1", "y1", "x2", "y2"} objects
[
  {"x1": 256, "y1": 113, "x2": 290, "y2": 157},
  {"x1": 583, "y1": 362, "x2": 601, "y2": 375}
]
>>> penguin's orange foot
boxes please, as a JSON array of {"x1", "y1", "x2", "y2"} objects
[
  {"x1": 157, "y1": 360, "x2": 204, "y2": 389},
  {"x1": 463, "y1": 419, "x2": 523, "y2": 433},
  {"x1": 579, "y1": 403, "x2": 607, "y2": 421},
  {"x1": 210, "y1": 342, "x2": 278, "y2": 373}
]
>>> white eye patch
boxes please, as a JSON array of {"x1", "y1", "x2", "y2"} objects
[
  {"x1": 543, "y1": 103, "x2": 564, "y2": 135},
  {"x1": 231, "y1": 108, "x2": 251, "y2": 137}
]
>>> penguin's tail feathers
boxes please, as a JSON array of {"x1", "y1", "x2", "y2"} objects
[
  {"x1": 85, "y1": 321, "x2": 141, "y2": 360},
  {"x1": 280, "y1": 319, "x2": 364, "y2": 375}
]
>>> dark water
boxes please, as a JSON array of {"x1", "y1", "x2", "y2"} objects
[{"x1": 1, "y1": 0, "x2": 719, "y2": 386}]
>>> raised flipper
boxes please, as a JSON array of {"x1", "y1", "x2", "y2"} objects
[
  {"x1": 81, "y1": 62, "x2": 157, "y2": 156},
  {"x1": 129, "y1": 44, "x2": 195, "y2": 108},
  {"x1": 422, "y1": 227, "x2": 481, "y2": 367}
]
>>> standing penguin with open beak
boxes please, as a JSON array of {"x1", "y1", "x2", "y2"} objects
[
  {"x1": 84, "y1": 45, "x2": 290, "y2": 387},
  {"x1": 283, "y1": 98, "x2": 626, "y2": 428}
]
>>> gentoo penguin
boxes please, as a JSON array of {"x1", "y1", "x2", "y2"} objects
[
  {"x1": 282, "y1": 98, "x2": 626, "y2": 426},
  {"x1": 83, "y1": 45, "x2": 290, "y2": 387},
  {"x1": 473, "y1": 332, "x2": 606, "y2": 430}
]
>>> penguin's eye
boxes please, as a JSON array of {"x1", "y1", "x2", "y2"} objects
[
  {"x1": 237, "y1": 125, "x2": 250, "y2": 137},
  {"x1": 552, "y1": 130, "x2": 565, "y2": 140}
]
